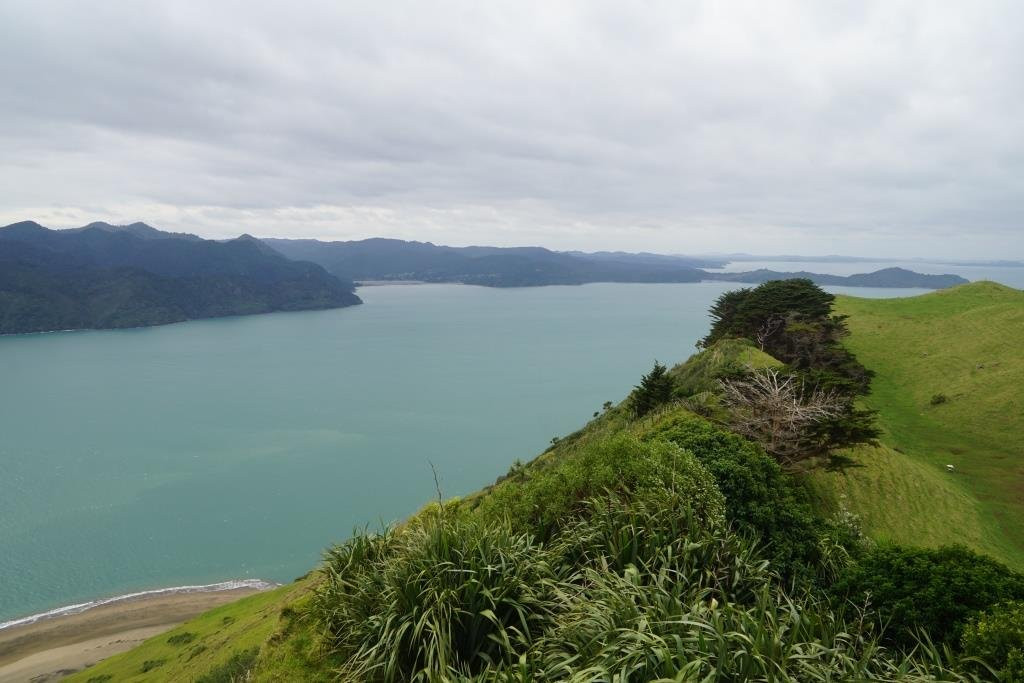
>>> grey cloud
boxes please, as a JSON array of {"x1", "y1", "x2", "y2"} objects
[{"x1": 0, "y1": 0, "x2": 1022, "y2": 257}]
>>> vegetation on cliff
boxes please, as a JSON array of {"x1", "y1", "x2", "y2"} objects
[{"x1": 71, "y1": 280, "x2": 1023, "y2": 682}]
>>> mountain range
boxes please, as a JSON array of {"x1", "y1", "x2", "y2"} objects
[{"x1": 265, "y1": 237, "x2": 968, "y2": 289}]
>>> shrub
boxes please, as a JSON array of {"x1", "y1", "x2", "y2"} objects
[
  {"x1": 140, "y1": 659, "x2": 166, "y2": 673},
  {"x1": 166, "y1": 631, "x2": 196, "y2": 646},
  {"x1": 931, "y1": 393, "x2": 949, "y2": 406},
  {"x1": 642, "y1": 412, "x2": 826, "y2": 579},
  {"x1": 555, "y1": 488, "x2": 773, "y2": 604},
  {"x1": 475, "y1": 434, "x2": 725, "y2": 540},
  {"x1": 831, "y1": 545, "x2": 1024, "y2": 648},
  {"x1": 962, "y1": 601, "x2": 1024, "y2": 681},
  {"x1": 196, "y1": 648, "x2": 259, "y2": 683},
  {"x1": 629, "y1": 360, "x2": 675, "y2": 417},
  {"x1": 312, "y1": 513, "x2": 561, "y2": 681}
]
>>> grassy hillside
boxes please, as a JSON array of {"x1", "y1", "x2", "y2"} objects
[
  {"x1": 70, "y1": 281, "x2": 1024, "y2": 681},
  {"x1": 65, "y1": 579, "x2": 323, "y2": 683},
  {"x1": 808, "y1": 281, "x2": 1024, "y2": 568}
]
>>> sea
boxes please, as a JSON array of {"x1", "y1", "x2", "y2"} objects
[{"x1": 1, "y1": 262, "x2": 1020, "y2": 624}]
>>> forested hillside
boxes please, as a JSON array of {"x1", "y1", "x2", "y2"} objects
[
  {"x1": 74, "y1": 280, "x2": 1024, "y2": 682},
  {"x1": 0, "y1": 222, "x2": 361, "y2": 334}
]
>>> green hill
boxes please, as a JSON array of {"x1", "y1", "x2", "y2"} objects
[
  {"x1": 0, "y1": 221, "x2": 361, "y2": 334},
  {"x1": 807, "y1": 281, "x2": 1024, "y2": 569},
  {"x1": 68, "y1": 281, "x2": 1024, "y2": 681}
]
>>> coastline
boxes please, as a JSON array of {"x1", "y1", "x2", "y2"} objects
[{"x1": 0, "y1": 581, "x2": 275, "y2": 682}]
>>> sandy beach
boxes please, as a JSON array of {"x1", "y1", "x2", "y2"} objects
[{"x1": 0, "y1": 587, "x2": 263, "y2": 682}]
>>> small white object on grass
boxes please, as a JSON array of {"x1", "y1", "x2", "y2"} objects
[{"x1": 946, "y1": 464, "x2": 955, "y2": 472}]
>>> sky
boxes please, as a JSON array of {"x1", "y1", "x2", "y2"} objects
[{"x1": 1, "y1": 1, "x2": 1022, "y2": 259}]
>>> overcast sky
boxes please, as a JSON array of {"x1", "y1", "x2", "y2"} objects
[{"x1": 1, "y1": 1, "x2": 1021, "y2": 258}]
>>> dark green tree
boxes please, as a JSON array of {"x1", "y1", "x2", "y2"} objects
[
  {"x1": 702, "y1": 279, "x2": 835, "y2": 349},
  {"x1": 630, "y1": 361, "x2": 675, "y2": 417}
]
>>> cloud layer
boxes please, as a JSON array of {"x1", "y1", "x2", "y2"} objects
[{"x1": 1, "y1": 1, "x2": 1021, "y2": 257}]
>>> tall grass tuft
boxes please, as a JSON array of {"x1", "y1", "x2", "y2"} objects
[{"x1": 312, "y1": 510, "x2": 560, "y2": 681}]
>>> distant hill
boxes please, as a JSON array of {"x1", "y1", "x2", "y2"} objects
[
  {"x1": 0, "y1": 222, "x2": 361, "y2": 334},
  {"x1": 709, "y1": 266, "x2": 968, "y2": 289},
  {"x1": 264, "y1": 237, "x2": 968, "y2": 289},
  {"x1": 262, "y1": 238, "x2": 718, "y2": 286}
]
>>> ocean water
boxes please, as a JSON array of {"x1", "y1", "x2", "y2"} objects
[{"x1": 0, "y1": 280, "x2": 971, "y2": 622}]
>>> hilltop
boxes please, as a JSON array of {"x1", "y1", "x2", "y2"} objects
[
  {"x1": 68, "y1": 280, "x2": 1024, "y2": 681},
  {"x1": 0, "y1": 221, "x2": 361, "y2": 334}
]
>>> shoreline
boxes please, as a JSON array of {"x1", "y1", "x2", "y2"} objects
[{"x1": 0, "y1": 581, "x2": 275, "y2": 682}]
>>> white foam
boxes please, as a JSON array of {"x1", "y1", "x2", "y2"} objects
[{"x1": 0, "y1": 579, "x2": 278, "y2": 631}]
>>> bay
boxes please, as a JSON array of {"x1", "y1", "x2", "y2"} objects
[{"x1": 0, "y1": 280, "x2": 944, "y2": 621}]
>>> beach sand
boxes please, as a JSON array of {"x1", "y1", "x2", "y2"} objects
[{"x1": 0, "y1": 587, "x2": 262, "y2": 682}]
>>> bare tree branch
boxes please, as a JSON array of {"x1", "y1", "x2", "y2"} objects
[{"x1": 718, "y1": 368, "x2": 844, "y2": 465}]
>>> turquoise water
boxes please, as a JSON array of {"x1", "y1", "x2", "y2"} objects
[{"x1": 0, "y1": 282, "x2": 931, "y2": 621}]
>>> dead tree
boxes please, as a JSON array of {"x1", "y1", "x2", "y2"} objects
[
  {"x1": 755, "y1": 315, "x2": 785, "y2": 351},
  {"x1": 719, "y1": 368, "x2": 844, "y2": 465}
]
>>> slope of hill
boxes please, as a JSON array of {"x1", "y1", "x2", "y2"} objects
[
  {"x1": 264, "y1": 237, "x2": 967, "y2": 289},
  {"x1": 807, "y1": 281, "x2": 1024, "y2": 568},
  {"x1": 0, "y1": 222, "x2": 361, "y2": 334},
  {"x1": 68, "y1": 285, "x2": 1024, "y2": 681}
]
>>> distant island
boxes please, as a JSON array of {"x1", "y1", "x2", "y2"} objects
[
  {"x1": 0, "y1": 221, "x2": 361, "y2": 335},
  {"x1": 265, "y1": 237, "x2": 968, "y2": 289},
  {"x1": 0, "y1": 224, "x2": 969, "y2": 335}
]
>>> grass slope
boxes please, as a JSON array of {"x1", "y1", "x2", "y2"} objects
[
  {"x1": 65, "y1": 579, "x2": 319, "y2": 683},
  {"x1": 808, "y1": 281, "x2": 1024, "y2": 568}
]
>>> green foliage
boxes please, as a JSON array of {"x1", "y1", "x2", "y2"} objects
[
  {"x1": 475, "y1": 433, "x2": 725, "y2": 541},
  {"x1": 628, "y1": 360, "x2": 675, "y2": 417},
  {"x1": 932, "y1": 392, "x2": 950, "y2": 405},
  {"x1": 642, "y1": 411, "x2": 827, "y2": 578},
  {"x1": 533, "y1": 571, "x2": 967, "y2": 682},
  {"x1": 670, "y1": 337, "x2": 782, "y2": 398},
  {"x1": 165, "y1": 631, "x2": 196, "y2": 646},
  {"x1": 962, "y1": 601, "x2": 1024, "y2": 681},
  {"x1": 831, "y1": 545, "x2": 1024, "y2": 648},
  {"x1": 312, "y1": 514, "x2": 560, "y2": 681},
  {"x1": 311, "y1": 483, "x2": 978, "y2": 682},
  {"x1": 140, "y1": 659, "x2": 166, "y2": 672},
  {"x1": 701, "y1": 280, "x2": 879, "y2": 458},
  {"x1": 703, "y1": 278, "x2": 835, "y2": 349}
]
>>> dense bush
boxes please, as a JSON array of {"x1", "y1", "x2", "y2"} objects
[
  {"x1": 642, "y1": 411, "x2": 827, "y2": 578},
  {"x1": 533, "y1": 570, "x2": 966, "y2": 682},
  {"x1": 312, "y1": 514, "x2": 560, "y2": 681},
  {"x1": 312, "y1": 486, "x2": 976, "y2": 682},
  {"x1": 474, "y1": 434, "x2": 725, "y2": 541},
  {"x1": 831, "y1": 545, "x2": 1024, "y2": 648},
  {"x1": 555, "y1": 488, "x2": 772, "y2": 603},
  {"x1": 962, "y1": 601, "x2": 1024, "y2": 681}
]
